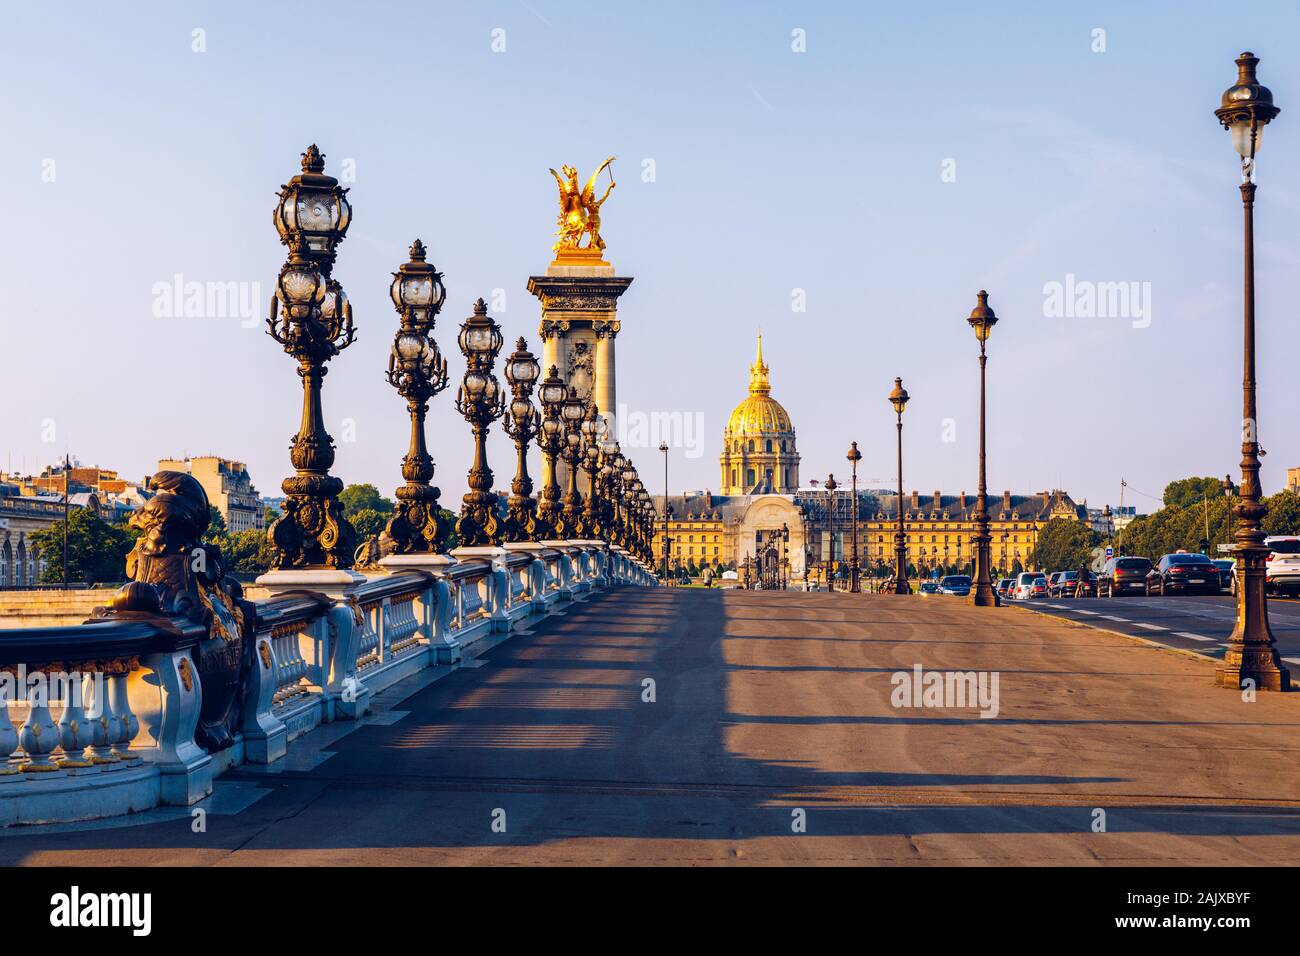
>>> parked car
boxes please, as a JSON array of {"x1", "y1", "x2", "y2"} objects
[
  {"x1": 918, "y1": 581, "x2": 940, "y2": 596},
  {"x1": 1046, "y1": 572, "x2": 1065, "y2": 597},
  {"x1": 938, "y1": 575, "x2": 972, "y2": 596},
  {"x1": 995, "y1": 578, "x2": 1014, "y2": 599},
  {"x1": 1146, "y1": 552, "x2": 1218, "y2": 596},
  {"x1": 1264, "y1": 536, "x2": 1300, "y2": 596},
  {"x1": 1212, "y1": 558, "x2": 1235, "y2": 592},
  {"x1": 1098, "y1": 556, "x2": 1152, "y2": 597},
  {"x1": 1057, "y1": 570, "x2": 1097, "y2": 598},
  {"x1": 1013, "y1": 572, "x2": 1048, "y2": 600}
]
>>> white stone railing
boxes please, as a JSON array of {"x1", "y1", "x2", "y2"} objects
[{"x1": 0, "y1": 541, "x2": 655, "y2": 827}]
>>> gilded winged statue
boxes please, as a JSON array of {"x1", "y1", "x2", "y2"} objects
[{"x1": 549, "y1": 157, "x2": 616, "y2": 253}]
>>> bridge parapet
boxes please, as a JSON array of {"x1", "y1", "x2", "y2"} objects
[{"x1": 0, "y1": 541, "x2": 655, "y2": 827}]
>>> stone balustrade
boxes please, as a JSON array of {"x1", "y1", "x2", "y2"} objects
[{"x1": 0, "y1": 541, "x2": 655, "y2": 827}]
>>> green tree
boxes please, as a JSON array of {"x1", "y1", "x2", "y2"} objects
[
  {"x1": 339, "y1": 484, "x2": 394, "y2": 516},
  {"x1": 204, "y1": 505, "x2": 227, "y2": 543},
  {"x1": 1263, "y1": 489, "x2": 1300, "y2": 536},
  {"x1": 1032, "y1": 518, "x2": 1098, "y2": 572},
  {"x1": 219, "y1": 528, "x2": 274, "y2": 578},
  {"x1": 1163, "y1": 476, "x2": 1226, "y2": 510},
  {"x1": 349, "y1": 508, "x2": 390, "y2": 541},
  {"x1": 29, "y1": 509, "x2": 138, "y2": 585}
]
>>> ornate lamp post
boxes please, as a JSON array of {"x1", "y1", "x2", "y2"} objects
[
  {"x1": 846, "y1": 441, "x2": 862, "y2": 592},
  {"x1": 502, "y1": 338, "x2": 542, "y2": 543},
  {"x1": 534, "y1": 365, "x2": 568, "y2": 540},
  {"x1": 1214, "y1": 52, "x2": 1290, "y2": 690},
  {"x1": 558, "y1": 387, "x2": 587, "y2": 538},
  {"x1": 659, "y1": 440, "x2": 670, "y2": 582},
  {"x1": 888, "y1": 378, "x2": 910, "y2": 594},
  {"x1": 965, "y1": 291, "x2": 999, "y2": 607},
  {"x1": 779, "y1": 522, "x2": 790, "y2": 590},
  {"x1": 379, "y1": 240, "x2": 449, "y2": 554},
  {"x1": 264, "y1": 145, "x2": 358, "y2": 570},
  {"x1": 580, "y1": 402, "x2": 607, "y2": 538},
  {"x1": 453, "y1": 299, "x2": 505, "y2": 547},
  {"x1": 1222, "y1": 474, "x2": 1237, "y2": 546},
  {"x1": 824, "y1": 473, "x2": 838, "y2": 592}
]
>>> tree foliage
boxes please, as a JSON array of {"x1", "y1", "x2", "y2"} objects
[
  {"x1": 1163, "y1": 476, "x2": 1227, "y2": 509},
  {"x1": 339, "y1": 484, "x2": 394, "y2": 516},
  {"x1": 29, "y1": 509, "x2": 138, "y2": 585},
  {"x1": 1031, "y1": 518, "x2": 1098, "y2": 572}
]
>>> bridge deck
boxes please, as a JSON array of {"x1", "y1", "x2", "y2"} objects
[{"x1": 4, "y1": 589, "x2": 1300, "y2": 865}]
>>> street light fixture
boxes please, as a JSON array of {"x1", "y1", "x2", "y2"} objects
[
  {"x1": 824, "y1": 473, "x2": 838, "y2": 592},
  {"x1": 265, "y1": 145, "x2": 357, "y2": 570},
  {"x1": 381, "y1": 239, "x2": 450, "y2": 554},
  {"x1": 534, "y1": 365, "x2": 568, "y2": 539},
  {"x1": 966, "y1": 291, "x2": 999, "y2": 607},
  {"x1": 453, "y1": 298, "x2": 505, "y2": 547},
  {"x1": 846, "y1": 441, "x2": 862, "y2": 592},
  {"x1": 558, "y1": 387, "x2": 587, "y2": 538},
  {"x1": 1214, "y1": 51, "x2": 1289, "y2": 690},
  {"x1": 502, "y1": 337, "x2": 542, "y2": 542},
  {"x1": 888, "y1": 377, "x2": 910, "y2": 594}
]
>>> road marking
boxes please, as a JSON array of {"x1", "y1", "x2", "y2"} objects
[
  {"x1": 1043, "y1": 604, "x2": 1068, "y2": 610},
  {"x1": 1175, "y1": 632, "x2": 1214, "y2": 642},
  {"x1": 1283, "y1": 657, "x2": 1300, "y2": 666},
  {"x1": 1098, "y1": 615, "x2": 1130, "y2": 622},
  {"x1": 1133, "y1": 622, "x2": 1167, "y2": 631},
  {"x1": 1074, "y1": 609, "x2": 1099, "y2": 616}
]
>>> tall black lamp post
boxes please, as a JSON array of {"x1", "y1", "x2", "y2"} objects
[
  {"x1": 453, "y1": 299, "x2": 505, "y2": 547},
  {"x1": 888, "y1": 377, "x2": 910, "y2": 594},
  {"x1": 381, "y1": 240, "x2": 449, "y2": 553},
  {"x1": 965, "y1": 291, "x2": 998, "y2": 607},
  {"x1": 534, "y1": 365, "x2": 568, "y2": 540},
  {"x1": 502, "y1": 338, "x2": 541, "y2": 543},
  {"x1": 846, "y1": 441, "x2": 862, "y2": 592},
  {"x1": 824, "y1": 473, "x2": 838, "y2": 592},
  {"x1": 1214, "y1": 51, "x2": 1290, "y2": 690},
  {"x1": 265, "y1": 145, "x2": 358, "y2": 569}
]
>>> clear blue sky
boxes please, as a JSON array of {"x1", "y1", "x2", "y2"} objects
[{"x1": 2, "y1": 1, "x2": 1298, "y2": 514}]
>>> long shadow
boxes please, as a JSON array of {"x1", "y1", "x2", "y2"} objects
[{"x1": 4, "y1": 588, "x2": 1300, "y2": 864}]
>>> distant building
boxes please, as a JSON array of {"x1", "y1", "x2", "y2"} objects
[
  {"x1": 155, "y1": 457, "x2": 264, "y2": 533},
  {"x1": 1288, "y1": 467, "x2": 1300, "y2": 493}
]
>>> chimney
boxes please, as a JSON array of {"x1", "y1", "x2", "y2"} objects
[
  {"x1": 910, "y1": 490, "x2": 919, "y2": 511},
  {"x1": 933, "y1": 490, "x2": 941, "y2": 512},
  {"x1": 704, "y1": 490, "x2": 712, "y2": 508},
  {"x1": 958, "y1": 491, "x2": 967, "y2": 512},
  {"x1": 1002, "y1": 490, "x2": 1011, "y2": 513}
]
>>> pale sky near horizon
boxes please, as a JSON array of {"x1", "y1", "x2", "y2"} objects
[{"x1": 2, "y1": 1, "x2": 1298, "y2": 514}]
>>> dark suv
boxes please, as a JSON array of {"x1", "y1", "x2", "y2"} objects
[
  {"x1": 1057, "y1": 570, "x2": 1097, "y2": 598},
  {"x1": 1098, "y1": 556, "x2": 1152, "y2": 597},
  {"x1": 1146, "y1": 553, "x2": 1218, "y2": 596}
]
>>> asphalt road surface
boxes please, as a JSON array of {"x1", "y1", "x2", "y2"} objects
[
  {"x1": 3, "y1": 589, "x2": 1300, "y2": 865},
  {"x1": 1016, "y1": 593, "x2": 1300, "y2": 671}
]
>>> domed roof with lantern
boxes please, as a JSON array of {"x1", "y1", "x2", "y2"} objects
[{"x1": 725, "y1": 336, "x2": 795, "y2": 437}]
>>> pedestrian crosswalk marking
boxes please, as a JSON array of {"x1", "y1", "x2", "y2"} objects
[
  {"x1": 1133, "y1": 622, "x2": 1167, "y2": 631},
  {"x1": 1175, "y1": 632, "x2": 1214, "y2": 642}
]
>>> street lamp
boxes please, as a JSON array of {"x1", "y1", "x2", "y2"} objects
[
  {"x1": 580, "y1": 401, "x2": 607, "y2": 538},
  {"x1": 1214, "y1": 51, "x2": 1290, "y2": 691},
  {"x1": 534, "y1": 365, "x2": 568, "y2": 540},
  {"x1": 824, "y1": 473, "x2": 838, "y2": 592},
  {"x1": 381, "y1": 240, "x2": 450, "y2": 554},
  {"x1": 966, "y1": 291, "x2": 999, "y2": 607},
  {"x1": 265, "y1": 145, "x2": 358, "y2": 570},
  {"x1": 846, "y1": 441, "x2": 862, "y2": 592},
  {"x1": 453, "y1": 298, "x2": 505, "y2": 547},
  {"x1": 1222, "y1": 474, "x2": 1236, "y2": 546},
  {"x1": 502, "y1": 337, "x2": 542, "y2": 542},
  {"x1": 888, "y1": 377, "x2": 910, "y2": 594},
  {"x1": 558, "y1": 387, "x2": 587, "y2": 538}
]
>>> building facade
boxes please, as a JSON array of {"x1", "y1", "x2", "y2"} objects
[
  {"x1": 653, "y1": 343, "x2": 1086, "y2": 582},
  {"x1": 155, "y1": 457, "x2": 264, "y2": 532}
]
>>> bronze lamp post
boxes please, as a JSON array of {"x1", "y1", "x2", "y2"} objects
[
  {"x1": 846, "y1": 441, "x2": 862, "y2": 592},
  {"x1": 966, "y1": 291, "x2": 998, "y2": 607},
  {"x1": 824, "y1": 473, "x2": 838, "y2": 592},
  {"x1": 558, "y1": 387, "x2": 587, "y2": 538},
  {"x1": 1214, "y1": 51, "x2": 1290, "y2": 691},
  {"x1": 580, "y1": 401, "x2": 607, "y2": 538},
  {"x1": 534, "y1": 365, "x2": 568, "y2": 540},
  {"x1": 502, "y1": 338, "x2": 542, "y2": 543},
  {"x1": 380, "y1": 240, "x2": 449, "y2": 554},
  {"x1": 265, "y1": 145, "x2": 357, "y2": 569},
  {"x1": 453, "y1": 299, "x2": 505, "y2": 547},
  {"x1": 888, "y1": 377, "x2": 910, "y2": 594}
]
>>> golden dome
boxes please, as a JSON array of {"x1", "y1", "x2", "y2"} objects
[{"x1": 725, "y1": 335, "x2": 794, "y2": 436}]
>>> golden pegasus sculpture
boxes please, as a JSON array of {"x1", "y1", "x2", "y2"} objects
[{"x1": 549, "y1": 157, "x2": 616, "y2": 254}]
